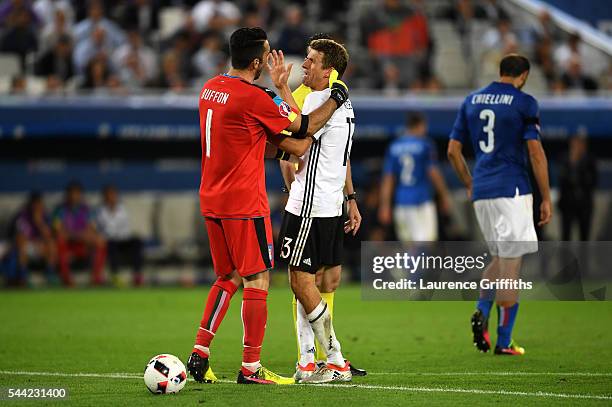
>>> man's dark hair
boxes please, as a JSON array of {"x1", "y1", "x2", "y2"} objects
[
  {"x1": 229, "y1": 27, "x2": 267, "y2": 70},
  {"x1": 499, "y1": 54, "x2": 530, "y2": 77},
  {"x1": 309, "y1": 33, "x2": 333, "y2": 44},
  {"x1": 309, "y1": 39, "x2": 349, "y2": 78},
  {"x1": 406, "y1": 112, "x2": 426, "y2": 129}
]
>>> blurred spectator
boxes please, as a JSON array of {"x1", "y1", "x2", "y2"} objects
[
  {"x1": 73, "y1": 0, "x2": 125, "y2": 49},
  {"x1": 0, "y1": 3, "x2": 39, "y2": 70},
  {"x1": 97, "y1": 185, "x2": 144, "y2": 287},
  {"x1": 530, "y1": 9, "x2": 562, "y2": 45},
  {"x1": 439, "y1": 0, "x2": 474, "y2": 36},
  {"x1": 9, "y1": 75, "x2": 27, "y2": 94},
  {"x1": 244, "y1": 0, "x2": 279, "y2": 30},
  {"x1": 33, "y1": 0, "x2": 74, "y2": 34},
  {"x1": 381, "y1": 63, "x2": 401, "y2": 96},
  {"x1": 191, "y1": 0, "x2": 241, "y2": 34},
  {"x1": 38, "y1": 8, "x2": 72, "y2": 53},
  {"x1": 363, "y1": 0, "x2": 430, "y2": 89},
  {"x1": 481, "y1": 17, "x2": 519, "y2": 78},
  {"x1": 172, "y1": 15, "x2": 203, "y2": 53},
  {"x1": 560, "y1": 56, "x2": 598, "y2": 93},
  {"x1": 112, "y1": 29, "x2": 157, "y2": 89},
  {"x1": 53, "y1": 181, "x2": 106, "y2": 286},
  {"x1": 35, "y1": 34, "x2": 74, "y2": 81},
  {"x1": 554, "y1": 33, "x2": 579, "y2": 70},
  {"x1": 439, "y1": 0, "x2": 507, "y2": 50},
  {"x1": 156, "y1": 31, "x2": 193, "y2": 86},
  {"x1": 241, "y1": 4, "x2": 263, "y2": 28},
  {"x1": 549, "y1": 75, "x2": 567, "y2": 95},
  {"x1": 114, "y1": 0, "x2": 160, "y2": 35},
  {"x1": 479, "y1": 0, "x2": 509, "y2": 22},
  {"x1": 0, "y1": 0, "x2": 39, "y2": 25},
  {"x1": 81, "y1": 54, "x2": 124, "y2": 93},
  {"x1": 44, "y1": 73, "x2": 64, "y2": 94},
  {"x1": 153, "y1": 49, "x2": 187, "y2": 90},
  {"x1": 558, "y1": 134, "x2": 598, "y2": 241},
  {"x1": 73, "y1": 25, "x2": 113, "y2": 74},
  {"x1": 482, "y1": 17, "x2": 518, "y2": 54},
  {"x1": 192, "y1": 30, "x2": 227, "y2": 80},
  {"x1": 276, "y1": 5, "x2": 309, "y2": 56},
  {"x1": 528, "y1": 10, "x2": 562, "y2": 87},
  {"x1": 410, "y1": 73, "x2": 442, "y2": 93},
  {"x1": 534, "y1": 36, "x2": 555, "y2": 85},
  {"x1": 8, "y1": 192, "x2": 56, "y2": 286}
]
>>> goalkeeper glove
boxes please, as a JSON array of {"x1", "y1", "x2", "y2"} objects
[{"x1": 329, "y1": 68, "x2": 349, "y2": 108}]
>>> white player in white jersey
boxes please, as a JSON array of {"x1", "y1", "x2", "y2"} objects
[
  {"x1": 284, "y1": 86, "x2": 355, "y2": 219},
  {"x1": 268, "y1": 40, "x2": 361, "y2": 383}
]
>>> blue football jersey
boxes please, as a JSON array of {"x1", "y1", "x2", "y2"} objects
[
  {"x1": 449, "y1": 81, "x2": 541, "y2": 201},
  {"x1": 383, "y1": 134, "x2": 436, "y2": 205}
]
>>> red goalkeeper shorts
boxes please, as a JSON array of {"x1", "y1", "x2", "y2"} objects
[{"x1": 204, "y1": 216, "x2": 274, "y2": 278}]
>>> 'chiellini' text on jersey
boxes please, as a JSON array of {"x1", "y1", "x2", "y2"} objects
[
  {"x1": 449, "y1": 81, "x2": 541, "y2": 201},
  {"x1": 286, "y1": 88, "x2": 355, "y2": 218}
]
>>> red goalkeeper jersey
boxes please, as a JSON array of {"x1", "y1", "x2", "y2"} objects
[{"x1": 198, "y1": 74, "x2": 297, "y2": 218}]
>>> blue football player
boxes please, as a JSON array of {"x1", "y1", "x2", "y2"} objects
[
  {"x1": 379, "y1": 112, "x2": 452, "y2": 242},
  {"x1": 447, "y1": 54, "x2": 552, "y2": 355}
]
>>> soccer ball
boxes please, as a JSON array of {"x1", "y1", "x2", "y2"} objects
[{"x1": 144, "y1": 354, "x2": 187, "y2": 394}]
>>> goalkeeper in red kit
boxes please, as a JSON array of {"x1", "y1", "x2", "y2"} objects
[{"x1": 187, "y1": 27, "x2": 350, "y2": 385}]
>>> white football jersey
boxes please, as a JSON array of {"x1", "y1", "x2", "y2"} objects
[{"x1": 285, "y1": 88, "x2": 355, "y2": 218}]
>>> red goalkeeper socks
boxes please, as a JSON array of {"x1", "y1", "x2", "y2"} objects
[
  {"x1": 193, "y1": 278, "x2": 238, "y2": 358},
  {"x1": 241, "y1": 288, "x2": 268, "y2": 375}
]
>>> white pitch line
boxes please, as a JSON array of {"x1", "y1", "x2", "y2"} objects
[
  {"x1": 1, "y1": 370, "x2": 611, "y2": 401},
  {"x1": 366, "y1": 371, "x2": 612, "y2": 377},
  {"x1": 0, "y1": 371, "x2": 142, "y2": 380},
  {"x1": 314, "y1": 383, "x2": 612, "y2": 401}
]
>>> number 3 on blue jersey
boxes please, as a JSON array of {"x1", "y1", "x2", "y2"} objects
[{"x1": 479, "y1": 109, "x2": 495, "y2": 153}]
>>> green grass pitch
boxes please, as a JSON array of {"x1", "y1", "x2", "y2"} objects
[{"x1": 0, "y1": 285, "x2": 611, "y2": 406}]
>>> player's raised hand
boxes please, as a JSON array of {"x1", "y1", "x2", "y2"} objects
[
  {"x1": 328, "y1": 68, "x2": 348, "y2": 108},
  {"x1": 538, "y1": 199, "x2": 552, "y2": 226},
  {"x1": 266, "y1": 49, "x2": 293, "y2": 89}
]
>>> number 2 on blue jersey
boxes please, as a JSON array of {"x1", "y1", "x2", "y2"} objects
[{"x1": 400, "y1": 154, "x2": 415, "y2": 185}]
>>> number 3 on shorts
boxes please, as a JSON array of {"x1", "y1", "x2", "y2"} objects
[{"x1": 280, "y1": 237, "x2": 292, "y2": 259}]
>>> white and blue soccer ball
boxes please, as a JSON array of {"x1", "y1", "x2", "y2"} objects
[{"x1": 144, "y1": 354, "x2": 187, "y2": 394}]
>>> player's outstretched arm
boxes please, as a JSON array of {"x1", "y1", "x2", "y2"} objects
[
  {"x1": 267, "y1": 132, "x2": 313, "y2": 157},
  {"x1": 527, "y1": 139, "x2": 552, "y2": 226},
  {"x1": 267, "y1": 50, "x2": 301, "y2": 112},
  {"x1": 429, "y1": 166, "x2": 452, "y2": 214},
  {"x1": 378, "y1": 173, "x2": 394, "y2": 226},
  {"x1": 283, "y1": 69, "x2": 348, "y2": 139},
  {"x1": 447, "y1": 139, "x2": 473, "y2": 199}
]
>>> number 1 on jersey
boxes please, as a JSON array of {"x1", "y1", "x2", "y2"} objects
[
  {"x1": 479, "y1": 109, "x2": 495, "y2": 153},
  {"x1": 205, "y1": 108, "x2": 213, "y2": 157}
]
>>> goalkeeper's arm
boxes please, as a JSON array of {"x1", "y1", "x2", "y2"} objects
[{"x1": 283, "y1": 69, "x2": 348, "y2": 140}]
